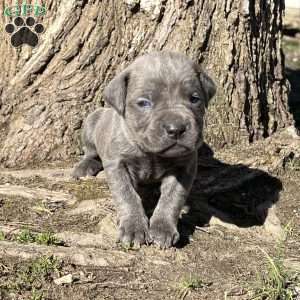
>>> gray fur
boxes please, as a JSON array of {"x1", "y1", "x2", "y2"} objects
[{"x1": 72, "y1": 51, "x2": 216, "y2": 248}]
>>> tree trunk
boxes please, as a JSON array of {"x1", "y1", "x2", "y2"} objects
[{"x1": 0, "y1": 0, "x2": 293, "y2": 167}]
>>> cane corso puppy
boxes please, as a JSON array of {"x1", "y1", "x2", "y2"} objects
[{"x1": 72, "y1": 51, "x2": 216, "y2": 248}]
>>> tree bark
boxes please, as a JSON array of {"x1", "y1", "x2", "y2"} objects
[{"x1": 0, "y1": 0, "x2": 293, "y2": 167}]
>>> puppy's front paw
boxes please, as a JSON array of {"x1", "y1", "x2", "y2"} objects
[
  {"x1": 118, "y1": 214, "x2": 150, "y2": 247},
  {"x1": 71, "y1": 165, "x2": 87, "y2": 179},
  {"x1": 149, "y1": 218, "x2": 179, "y2": 249},
  {"x1": 71, "y1": 158, "x2": 102, "y2": 179}
]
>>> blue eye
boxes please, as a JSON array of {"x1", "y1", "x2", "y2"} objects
[
  {"x1": 137, "y1": 98, "x2": 153, "y2": 109},
  {"x1": 190, "y1": 93, "x2": 201, "y2": 104}
]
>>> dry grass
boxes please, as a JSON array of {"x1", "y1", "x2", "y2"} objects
[{"x1": 249, "y1": 222, "x2": 300, "y2": 300}]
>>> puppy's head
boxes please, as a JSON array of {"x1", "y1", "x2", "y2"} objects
[{"x1": 104, "y1": 51, "x2": 216, "y2": 157}]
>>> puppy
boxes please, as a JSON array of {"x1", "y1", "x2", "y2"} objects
[{"x1": 72, "y1": 51, "x2": 216, "y2": 248}]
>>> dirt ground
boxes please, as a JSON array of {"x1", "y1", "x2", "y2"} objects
[{"x1": 0, "y1": 11, "x2": 299, "y2": 300}]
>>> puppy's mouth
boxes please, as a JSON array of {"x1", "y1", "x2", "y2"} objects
[{"x1": 157, "y1": 142, "x2": 194, "y2": 157}]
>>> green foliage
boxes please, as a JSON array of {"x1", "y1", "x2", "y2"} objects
[
  {"x1": 176, "y1": 274, "x2": 210, "y2": 300},
  {"x1": 251, "y1": 248, "x2": 297, "y2": 300},
  {"x1": 35, "y1": 232, "x2": 62, "y2": 246},
  {"x1": 179, "y1": 276, "x2": 206, "y2": 290},
  {"x1": 0, "y1": 231, "x2": 5, "y2": 241},
  {"x1": 283, "y1": 39, "x2": 300, "y2": 52},
  {"x1": 249, "y1": 221, "x2": 300, "y2": 300},
  {"x1": 15, "y1": 229, "x2": 36, "y2": 244},
  {"x1": 7, "y1": 255, "x2": 61, "y2": 298},
  {"x1": 14, "y1": 229, "x2": 62, "y2": 246},
  {"x1": 30, "y1": 288, "x2": 44, "y2": 300}
]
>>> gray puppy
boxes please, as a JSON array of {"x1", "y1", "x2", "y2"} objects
[{"x1": 72, "y1": 51, "x2": 216, "y2": 248}]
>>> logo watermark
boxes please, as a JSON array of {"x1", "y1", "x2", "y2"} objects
[
  {"x1": 4, "y1": 1, "x2": 46, "y2": 48},
  {"x1": 4, "y1": 1, "x2": 47, "y2": 17}
]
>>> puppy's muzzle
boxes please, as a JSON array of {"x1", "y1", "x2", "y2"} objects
[{"x1": 161, "y1": 116, "x2": 190, "y2": 140}]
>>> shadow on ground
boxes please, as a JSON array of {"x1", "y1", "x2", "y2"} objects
[
  {"x1": 286, "y1": 67, "x2": 300, "y2": 128},
  {"x1": 177, "y1": 143, "x2": 283, "y2": 247},
  {"x1": 283, "y1": 25, "x2": 300, "y2": 38}
]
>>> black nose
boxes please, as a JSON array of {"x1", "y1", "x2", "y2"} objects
[{"x1": 163, "y1": 122, "x2": 187, "y2": 139}]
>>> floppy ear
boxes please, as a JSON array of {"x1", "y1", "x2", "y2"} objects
[
  {"x1": 199, "y1": 71, "x2": 216, "y2": 104},
  {"x1": 195, "y1": 65, "x2": 217, "y2": 107},
  {"x1": 103, "y1": 68, "x2": 130, "y2": 116}
]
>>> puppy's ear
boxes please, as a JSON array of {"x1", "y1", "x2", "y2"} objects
[
  {"x1": 103, "y1": 69, "x2": 130, "y2": 116},
  {"x1": 195, "y1": 65, "x2": 217, "y2": 107},
  {"x1": 199, "y1": 71, "x2": 216, "y2": 104}
]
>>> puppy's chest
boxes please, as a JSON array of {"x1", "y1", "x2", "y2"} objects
[{"x1": 126, "y1": 158, "x2": 172, "y2": 183}]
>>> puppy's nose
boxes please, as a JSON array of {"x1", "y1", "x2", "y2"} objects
[{"x1": 163, "y1": 122, "x2": 187, "y2": 139}]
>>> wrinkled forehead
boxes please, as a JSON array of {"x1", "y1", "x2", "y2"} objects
[{"x1": 127, "y1": 54, "x2": 199, "y2": 94}]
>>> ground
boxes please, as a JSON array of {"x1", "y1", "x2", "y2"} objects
[
  {"x1": 0, "y1": 11, "x2": 299, "y2": 300},
  {"x1": 285, "y1": 9, "x2": 300, "y2": 128}
]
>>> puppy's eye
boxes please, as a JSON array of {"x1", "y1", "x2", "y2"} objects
[
  {"x1": 190, "y1": 93, "x2": 201, "y2": 104},
  {"x1": 136, "y1": 98, "x2": 153, "y2": 109}
]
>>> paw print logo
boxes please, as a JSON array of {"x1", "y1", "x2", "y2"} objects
[{"x1": 5, "y1": 16, "x2": 44, "y2": 48}]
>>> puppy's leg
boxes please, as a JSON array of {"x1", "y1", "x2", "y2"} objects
[
  {"x1": 72, "y1": 110, "x2": 104, "y2": 179},
  {"x1": 105, "y1": 163, "x2": 150, "y2": 247},
  {"x1": 149, "y1": 157, "x2": 197, "y2": 248},
  {"x1": 72, "y1": 148, "x2": 103, "y2": 179}
]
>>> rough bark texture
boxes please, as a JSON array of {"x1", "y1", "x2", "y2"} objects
[{"x1": 0, "y1": 0, "x2": 293, "y2": 167}]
